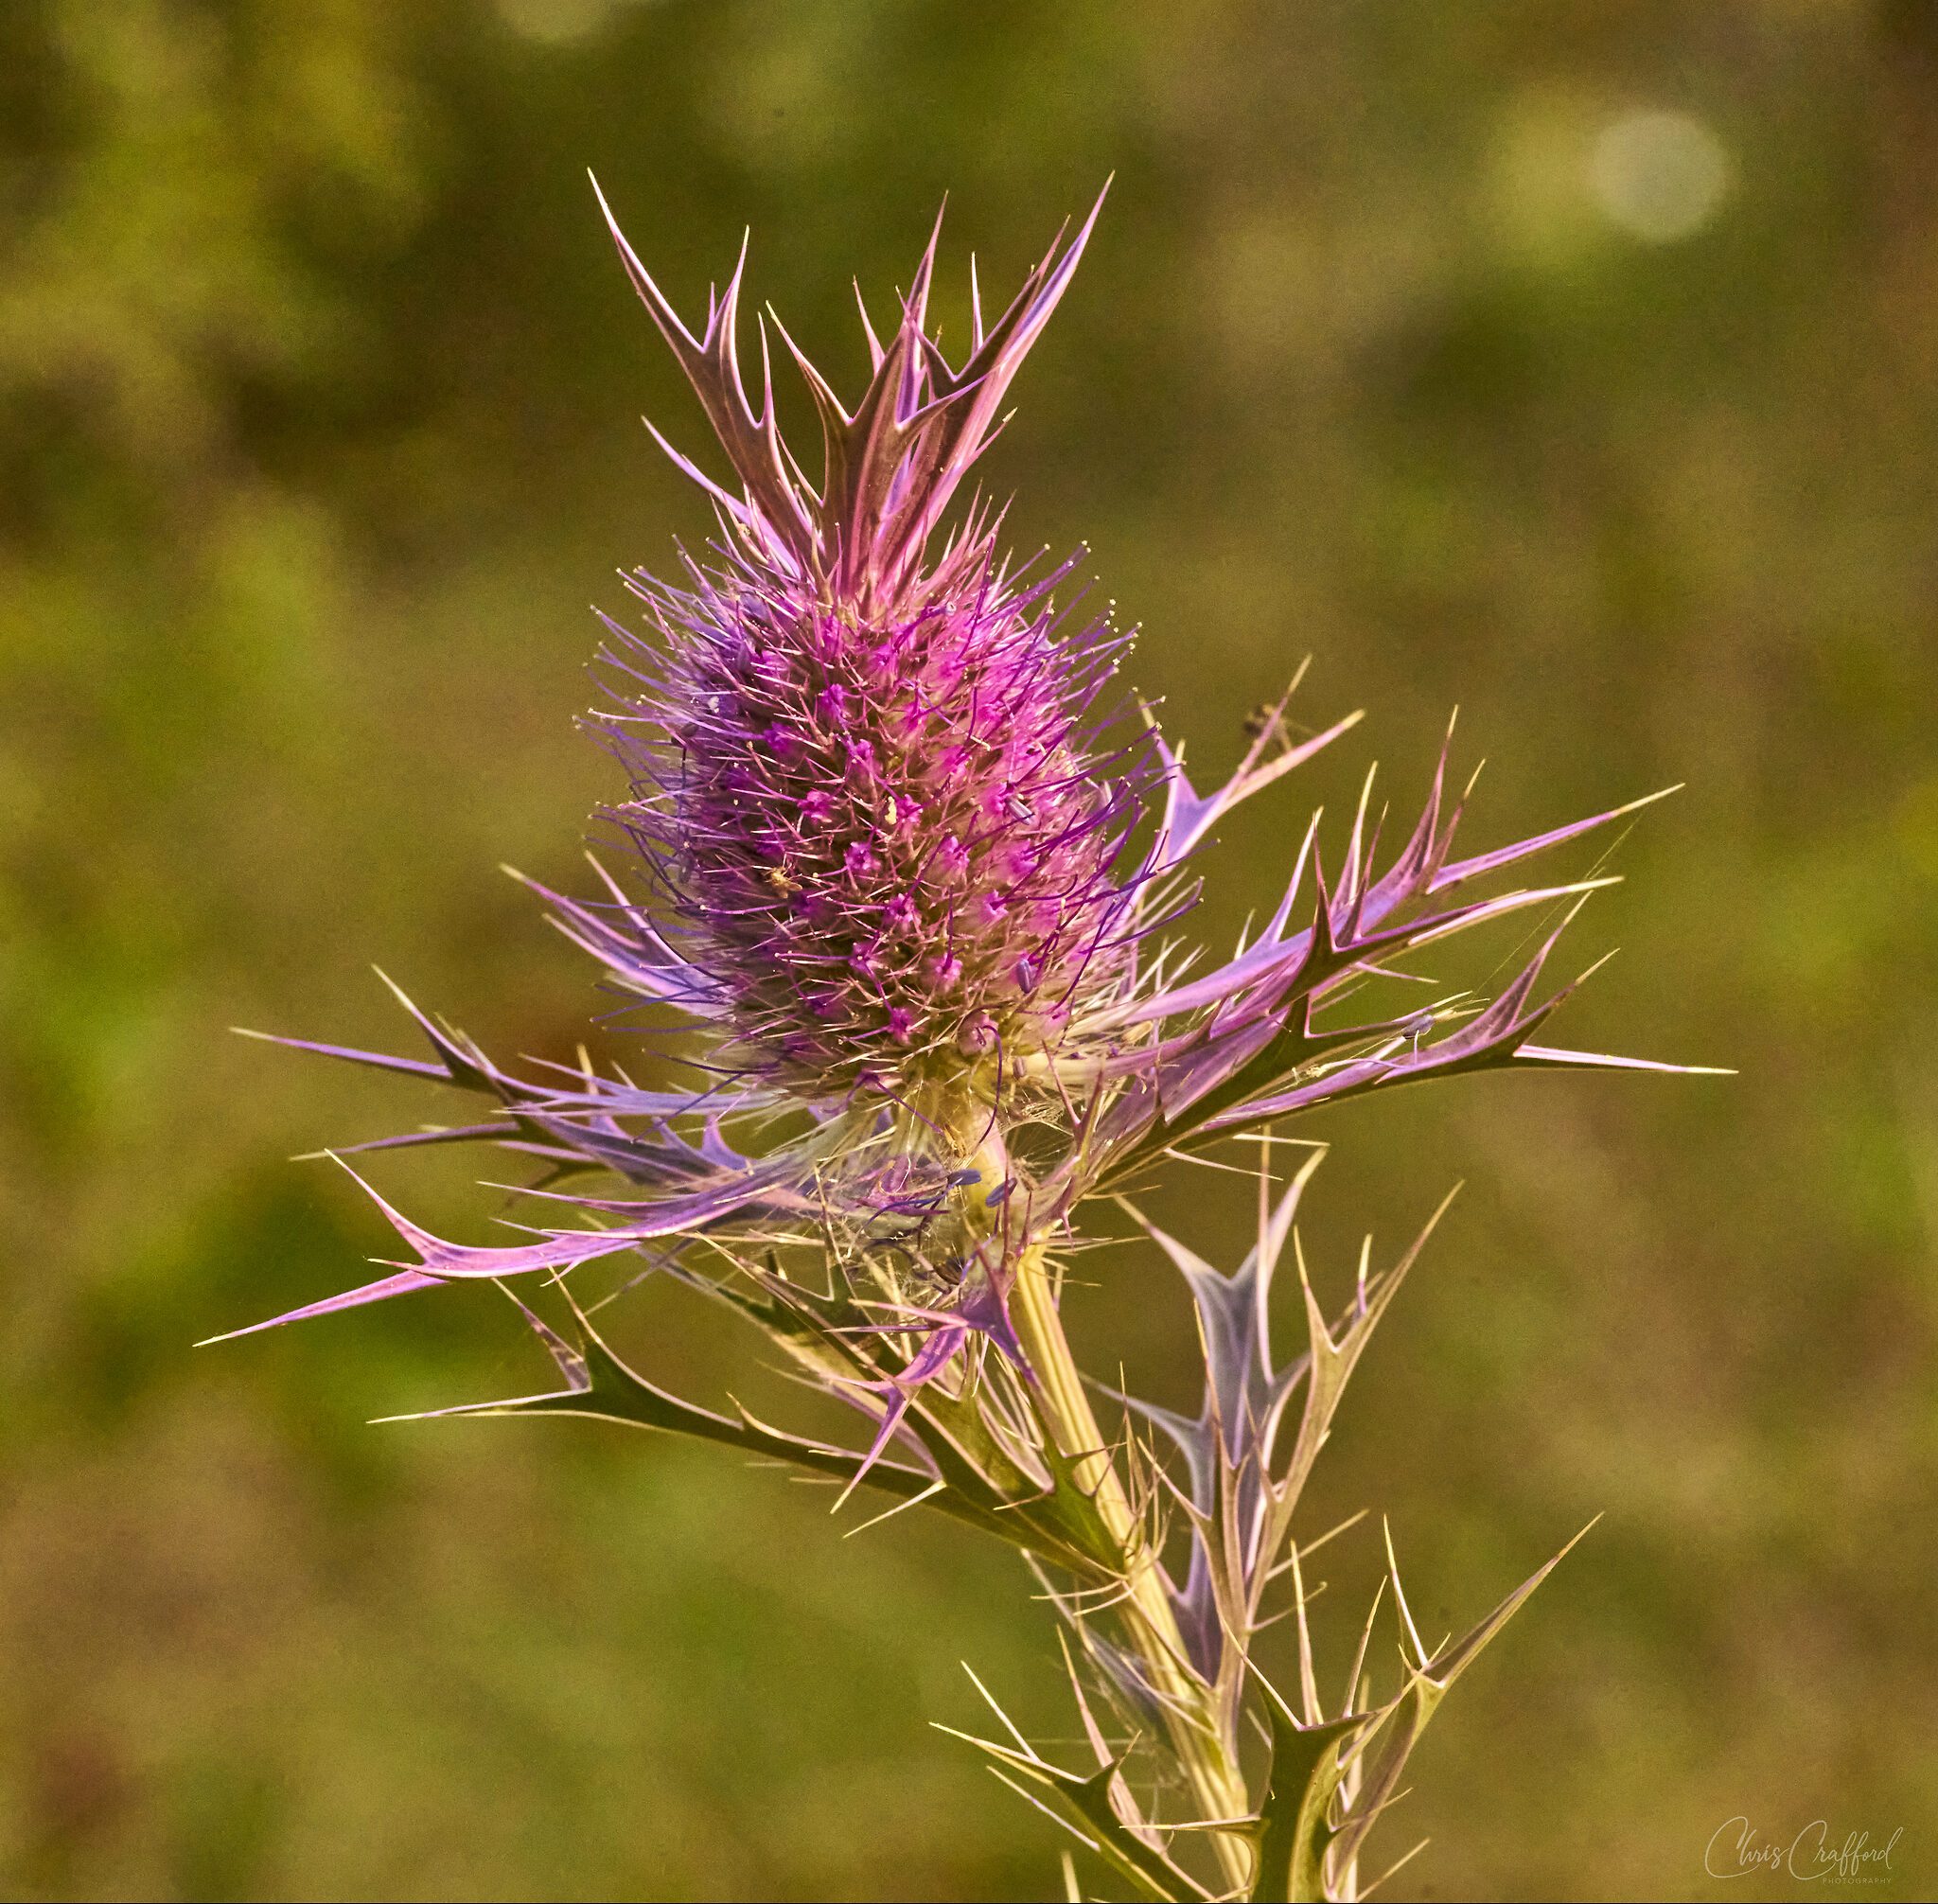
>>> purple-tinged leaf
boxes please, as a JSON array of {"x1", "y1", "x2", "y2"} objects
[
  {"x1": 1147, "y1": 704, "x2": 1364, "y2": 880},
  {"x1": 205, "y1": 1155, "x2": 789, "y2": 1342},
  {"x1": 831, "y1": 1321, "x2": 971, "y2": 1508}
]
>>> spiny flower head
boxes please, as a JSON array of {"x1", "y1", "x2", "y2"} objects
[{"x1": 590, "y1": 184, "x2": 1138, "y2": 1116}]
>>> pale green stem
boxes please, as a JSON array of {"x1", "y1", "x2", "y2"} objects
[
  {"x1": 1007, "y1": 1242, "x2": 1254, "y2": 1894},
  {"x1": 935, "y1": 1108, "x2": 1252, "y2": 1893}
]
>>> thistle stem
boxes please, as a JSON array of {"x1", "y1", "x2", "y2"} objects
[{"x1": 1008, "y1": 1243, "x2": 1254, "y2": 1893}]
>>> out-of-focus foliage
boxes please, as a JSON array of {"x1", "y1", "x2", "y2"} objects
[{"x1": 1, "y1": 1, "x2": 1931, "y2": 1898}]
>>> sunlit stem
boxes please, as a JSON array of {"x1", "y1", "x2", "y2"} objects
[
  {"x1": 936, "y1": 1102, "x2": 1249, "y2": 1888},
  {"x1": 1005, "y1": 1244, "x2": 1252, "y2": 1887}
]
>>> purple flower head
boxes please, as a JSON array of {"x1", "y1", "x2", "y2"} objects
[{"x1": 588, "y1": 183, "x2": 1138, "y2": 1117}]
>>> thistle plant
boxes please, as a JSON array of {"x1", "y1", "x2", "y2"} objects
[{"x1": 219, "y1": 183, "x2": 1711, "y2": 1900}]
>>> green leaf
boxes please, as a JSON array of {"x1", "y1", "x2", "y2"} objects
[
  {"x1": 385, "y1": 1295, "x2": 1133, "y2": 1578},
  {"x1": 1249, "y1": 1697, "x2": 1362, "y2": 1903}
]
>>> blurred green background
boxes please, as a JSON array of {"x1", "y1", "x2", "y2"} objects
[{"x1": 4, "y1": 0, "x2": 1934, "y2": 1897}]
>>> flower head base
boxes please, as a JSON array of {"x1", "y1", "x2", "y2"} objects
[{"x1": 587, "y1": 184, "x2": 1138, "y2": 1112}]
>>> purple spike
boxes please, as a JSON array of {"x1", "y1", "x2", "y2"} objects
[
  {"x1": 199, "y1": 1269, "x2": 446, "y2": 1345},
  {"x1": 833, "y1": 1320, "x2": 968, "y2": 1507},
  {"x1": 1147, "y1": 707, "x2": 1363, "y2": 879},
  {"x1": 320, "y1": 1121, "x2": 522, "y2": 1157},
  {"x1": 232, "y1": 1028, "x2": 449, "y2": 1084},
  {"x1": 1429, "y1": 785, "x2": 1680, "y2": 896}
]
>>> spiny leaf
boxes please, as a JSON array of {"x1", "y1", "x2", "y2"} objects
[
  {"x1": 1262, "y1": 1193, "x2": 1454, "y2": 1560},
  {"x1": 1249, "y1": 1697, "x2": 1363, "y2": 1904},
  {"x1": 941, "y1": 1728, "x2": 1210, "y2": 1903},
  {"x1": 1329, "y1": 1521, "x2": 1597, "y2": 1879},
  {"x1": 380, "y1": 1295, "x2": 1115, "y2": 1566}
]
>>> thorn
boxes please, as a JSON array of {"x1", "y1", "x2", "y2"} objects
[
  {"x1": 960, "y1": 1662, "x2": 1035, "y2": 1756},
  {"x1": 1383, "y1": 1516, "x2": 1431, "y2": 1669}
]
